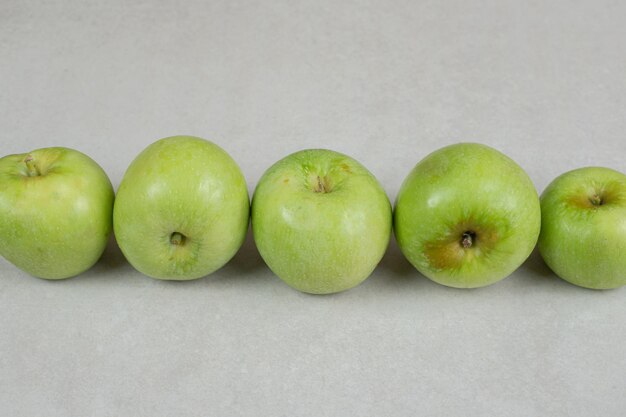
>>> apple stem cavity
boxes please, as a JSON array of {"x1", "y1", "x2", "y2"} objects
[
  {"x1": 170, "y1": 232, "x2": 186, "y2": 246},
  {"x1": 314, "y1": 175, "x2": 329, "y2": 193},
  {"x1": 23, "y1": 155, "x2": 41, "y2": 177},
  {"x1": 589, "y1": 194, "x2": 603, "y2": 206},
  {"x1": 461, "y1": 231, "x2": 476, "y2": 249}
]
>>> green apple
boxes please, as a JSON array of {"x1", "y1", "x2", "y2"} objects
[
  {"x1": 113, "y1": 136, "x2": 249, "y2": 280},
  {"x1": 0, "y1": 147, "x2": 114, "y2": 279},
  {"x1": 251, "y1": 149, "x2": 392, "y2": 294},
  {"x1": 538, "y1": 167, "x2": 626, "y2": 289},
  {"x1": 394, "y1": 143, "x2": 541, "y2": 288}
]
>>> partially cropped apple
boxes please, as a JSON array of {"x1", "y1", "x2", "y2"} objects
[
  {"x1": 394, "y1": 143, "x2": 541, "y2": 288},
  {"x1": 0, "y1": 147, "x2": 114, "y2": 279},
  {"x1": 538, "y1": 167, "x2": 626, "y2": 289},
  {"x1": 252, "y1": 149, "x2": 392, "y2": 294},
  {"x1": 113, "y1": 136, "x2": 249, "y2": 280}
]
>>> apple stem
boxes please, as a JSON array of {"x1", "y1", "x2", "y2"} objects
[
  {"x1": 170, "y1": 232, "x2": 186, "y2": 246},
  {"x1": 315, "y1": 176, "x2": 326, "y2": 193},
  {"x1": 24, "y1": 155, "x2": 40, "y2": 177},
  {"x1": 589, "y1": 194, "x2": 603, "y2": 206},
  {"x1": 461, "y1": 232, "x2": 474, "y2": 249}
]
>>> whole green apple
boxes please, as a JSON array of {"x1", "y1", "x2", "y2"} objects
[
  {"x1": 113, "y1": 136, "x2": 249, "y2": 280},
  {"x1": 394, "y1": 143, "x2": 541, "y2": 288},
  {"x1": 0, "y1": 147, "x2": 114, "y2": 279},
  {"x1": 252, "y1": 149, "x2": 392, "y2": 294},
  {"x1": 538, "y1": 167, "x2": 626, "y2": 289}
]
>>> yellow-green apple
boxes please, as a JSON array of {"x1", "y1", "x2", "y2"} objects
[
  {"x1": 394, "y1": 143, "x2": 541, "y2": 288},
  {"x1": 538, "y1": 167, "x2": 626, "y2": 289},
  {"x1": 0, "y1": 147, "x2": 114, "y2": 279},
  {"x1": 113, "y1": 136, "x2": 249, "y2": 280},
  {"x1": 251, "y1": 149, "x2": 392, "y2": 294}
]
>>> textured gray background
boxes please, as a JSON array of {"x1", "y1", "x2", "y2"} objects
[{"x1": 1, "y1": 1, "x2": 625, "y2": 416}]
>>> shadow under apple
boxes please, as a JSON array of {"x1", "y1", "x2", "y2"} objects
[
  {"x1": 81, "y1": 233, "x2": 136, "y2": 281},
  {"x1": 203, "y1": 227, "x2": 276, "y2": 289},
  {"x1": 515, "y1": 247, "x2": 571, "y2": 290},
  {"x1": 365, "y1": 235, "x2": 430, "y2": 290}
]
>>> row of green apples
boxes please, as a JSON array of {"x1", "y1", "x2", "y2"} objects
[{"x1": 0, "y1": 137, "x2": 624, "y2": 293}]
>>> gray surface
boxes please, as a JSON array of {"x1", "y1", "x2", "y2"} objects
[{"x1": 1, "y1": 1, "x2": 625, "y2": 416}]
